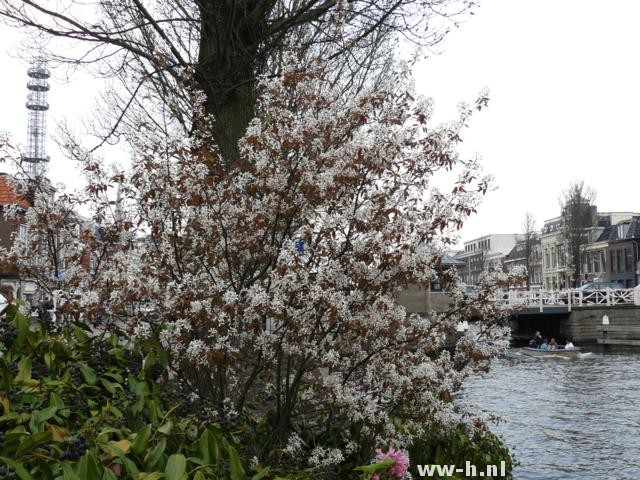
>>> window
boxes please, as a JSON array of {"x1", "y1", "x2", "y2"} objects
[
  {"x1": 617, "y1": 249, "x2": 623, "y2": 272},
  {"x1": 583, "y1": 253, "x2": 590, "y2": 273},
  {"x1": 558, "y1": 245, "x2": 565, "y2": 267},
  {"x1": 19, "y1": 224, "x2": 27, "y2": 238},
  {"x1": 625, "y1": 248, "x2": 633, "y2": 272},
  {"x1": 610, "y1": 251, "x2": 615, "y2": 273},
  {"x1": 618, "y1": 223, "x2": 630, "y2": 239}
]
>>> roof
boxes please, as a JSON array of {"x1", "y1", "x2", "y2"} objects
[
  {"x1": 441, "y1": 254, "x2": 464, "y2": 266},
  {"x1": 0, "y1": 174, "x2": 29, "y2": 209},
  {"x1": 595, "y1": 216, "x2": 640, "y2": 243}
]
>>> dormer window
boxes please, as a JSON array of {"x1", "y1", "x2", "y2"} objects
[{"x1": 617, "y1": 223, "x2": 630, "y2": 239}]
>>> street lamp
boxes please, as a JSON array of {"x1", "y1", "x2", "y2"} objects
[{"x1": 602, "y1": 314, "x2": 610, "y2": 344}]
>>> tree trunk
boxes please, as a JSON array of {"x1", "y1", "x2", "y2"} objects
[{"x1": 195, "y1": 1, "x2": 268, "y2": 163}]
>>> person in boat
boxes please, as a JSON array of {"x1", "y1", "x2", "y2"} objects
[
  {"x1": 539, "y1": 338, "x2": 550, "y2": 350},
  {"x1": 548, "y1": 338, "x2": 558, "y2": 350},
  {"x1": 529, "y1": 331, "x2": 543, "y2": 348},
  {"x1": 564, "y1": 340, "x2": 575, "y2": 350}
]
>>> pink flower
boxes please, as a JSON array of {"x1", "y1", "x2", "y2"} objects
[{"x1": 375, "y1": 447, "x2": 410, "y2": 478}]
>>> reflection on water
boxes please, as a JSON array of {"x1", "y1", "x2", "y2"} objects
[{"x1": 461, "y1": 350, "x2": 640, "y2": 480}]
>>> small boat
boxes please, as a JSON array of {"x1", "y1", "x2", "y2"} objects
[{"x1": 520, "y1": 346, "x2": 582, "y2": 358}]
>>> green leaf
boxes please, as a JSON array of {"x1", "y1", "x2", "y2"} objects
[
  {"x1": 102, "y1": 371, "x2": 124, "y2": 383},
  {"x1": 354, "y1": 460, "x2": 394, "y2": 473},
  {"x1": 144, "y1": 439, "x2": 167, "y2": 470},
  {"x1": 16, "y1": 358, "x2": 32, "y2": 382},
  {"x1": 14, "y1": 431, "x2": 52, "y2": 458},
  {"x1": 157, "y1": 420, "x2": 173, "y2": 435},
  {"x1": 44, "y1": 351, "x2": 55, "y2": 368},
  {"x1": 139, "y1": 473, "x2": 165, "y2": 480},
  {"x1": 74, "y1": 325, "x2": 90, "y2": 342},
  {"x1": 77, "y1": 451, "x2": 102, "y2": 479},
  {"x1": 132, "y1": 424, "x2": 152, "y2": 456},
  {"x1": 198, "y1": 431, "x2": 211, "y2": 465},
  {"x1": 193, "y1": 473, "x2": 206, "y2": 480},
  {"x1": 34, "y1": 405, "x2": 58, "y2": 424},
  {"x1": 99, "y1": 377, "x2": 122, "y2": 394},
  {"x1": 0, "y1": 456, "x2": 34, "y2": 480},
  {"x1": 102, "y1": 469, "x2": 118, "y2": 480},
  {"x1": 14, "y1": 311, "x2": 30, "y2": 346},
  {"x1": 50, "y1": 392, "x2": 66, "y2": 409},
  {"x1": 251, "y1": 466, "x2": 271, "y2": 480},
  {"x1": 164, "y1": 454, "x2": 187, "y2": 480},
  {"x1": 13, "y1": 462, "x2": 34, "y2": 480},
  {"x1": 62, "y1": 463, "x2": 83, "y2": 480},
  {"x1": 204, "y1": 429, "x2": 220, "y2": 465},
  {"x1": 226, "y1": 443, "x2": 245, "y2": 480},
  {"x1": 120, "y1": 455, "x2": 140, "y2": 478},
  {"x1": 78, "y1": 363, "x2": 97, "y2": 385}
]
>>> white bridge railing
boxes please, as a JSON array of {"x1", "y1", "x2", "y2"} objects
[{"x1": 492, "y1": 287, "x2": 640, "y2": 312}]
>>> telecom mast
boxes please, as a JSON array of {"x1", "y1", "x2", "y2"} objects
[{"x1": 23, "y1": 56, "x2": 50, "y2": 177}]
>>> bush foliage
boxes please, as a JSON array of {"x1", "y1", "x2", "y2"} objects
[
  {"x1": 0, "y1": 311, "x2": 262, "y2": 480},
  {"x1": 0, "y1": 309, "x2": 512, "y2": 479}
]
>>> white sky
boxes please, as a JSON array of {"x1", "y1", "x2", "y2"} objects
[
  {"x1": 1, "y1": 0, "x2": 639, "y2": 246},
  {"x1": 415, "y1": 0, "x2": 640, "y2": 245}
]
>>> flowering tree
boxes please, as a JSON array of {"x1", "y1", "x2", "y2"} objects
[{"x1": 1, "y1": 60, "x2": 520, "y2": 473}]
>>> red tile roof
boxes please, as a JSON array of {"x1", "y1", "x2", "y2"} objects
[{"x1": 0, "y1": 174, "x2": 30, "y2": 208}]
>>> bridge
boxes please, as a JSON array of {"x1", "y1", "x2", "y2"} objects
[
  {"x1": 398, "y1": 286, "x2": 640, "y2": 346},
  {"x1": 492, "y1": 287, "x2": 640, "y2": 314},
  {"x1": 501, "y1": 287, "x2": 640, "y2": 346}
]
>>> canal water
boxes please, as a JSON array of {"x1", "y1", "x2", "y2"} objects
[{"x1": 461, "y1": 350, "x2": 640, "y2": 479}]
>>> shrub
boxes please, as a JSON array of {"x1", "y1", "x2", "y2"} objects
[
  {"x1": 0, "y1": 311, "x2": 259, "y2": 479},
  {"x1": 408, "y1": 426, "x2": 513, "y2": 479}
]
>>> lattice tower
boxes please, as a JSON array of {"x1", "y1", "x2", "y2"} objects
[{"x1": 23, "y1": 56, "x2": 50, "y2": 177}]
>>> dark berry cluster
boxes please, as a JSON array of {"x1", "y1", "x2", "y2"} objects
[
  {"x1": 173, "y1": 392, "x2": 195, "y2": 417},
  {"x1": 0, "y1": 324, "x2": 18, "y2": 348},
  {"x1": 145, "y1": 364, "x2": 164, "y2": 381},
  {"x1": 89, "y1": 342, "x2": 112, "y2": 376},
  {"x1": 37, "y1": 309, "x2": 57, "y2": 333},
  {"x1": 31, "y1": 363, "x2": 48, "y2": 381},
  {"x1": 0, "y1": 466, "x2": 17, "y2": 480},
  {"x1": 219, "y1": 412, "x2": 240, "y2": 432},
  {"x1": 124, "y1": 350, "x2": 142, "y2": 375},
  {"x1": 60, "y1": 436, "x2": 89, "y2": 461},
  {"x1": 70, "y1": 366, "x2": 83, "y2": 385}
]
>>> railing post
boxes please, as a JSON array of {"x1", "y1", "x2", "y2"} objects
[
  {"x1": 539, "y1": 289, "x2": 544, "y2": 313},
  {"x1": 567, "y1": 288, "x2": 571, "y2": 312},
  {"x1": 578, "y1": 289, "x2": 583, "y2": 306},
  {"x1": 635, "y1": 285, "x2": 640, "y2": 306},
  {"x1": 606, "y1": 288, "x2": 611, "y2": 306}
]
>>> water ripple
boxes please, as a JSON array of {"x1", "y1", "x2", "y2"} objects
[{"x1": 461, "y1": 351, "x2": 640, "y2": 479}]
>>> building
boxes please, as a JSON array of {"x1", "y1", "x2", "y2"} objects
[
  {"x1": 0, "y1": 173, "x2": 38, "y2": 302},
  {"x1": 503, "y1": 234, "x2": 543, "y2": 288},
  {"x1": 540, "y1": 216, "x2": 568, "y2": 290},
  {"x1": 542, "y1": 211, "x2": 639, "y2": 290},
  {"x1": 456, "y1": 234, "x2": 521, "y2": 285},
  {"x1": 581, "y1": 216, "x2": 640, "y2": 288}
]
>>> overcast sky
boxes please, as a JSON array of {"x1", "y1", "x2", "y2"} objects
[{"x1": 1, "y1": 0, "x2": 639, "y2": 247}]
